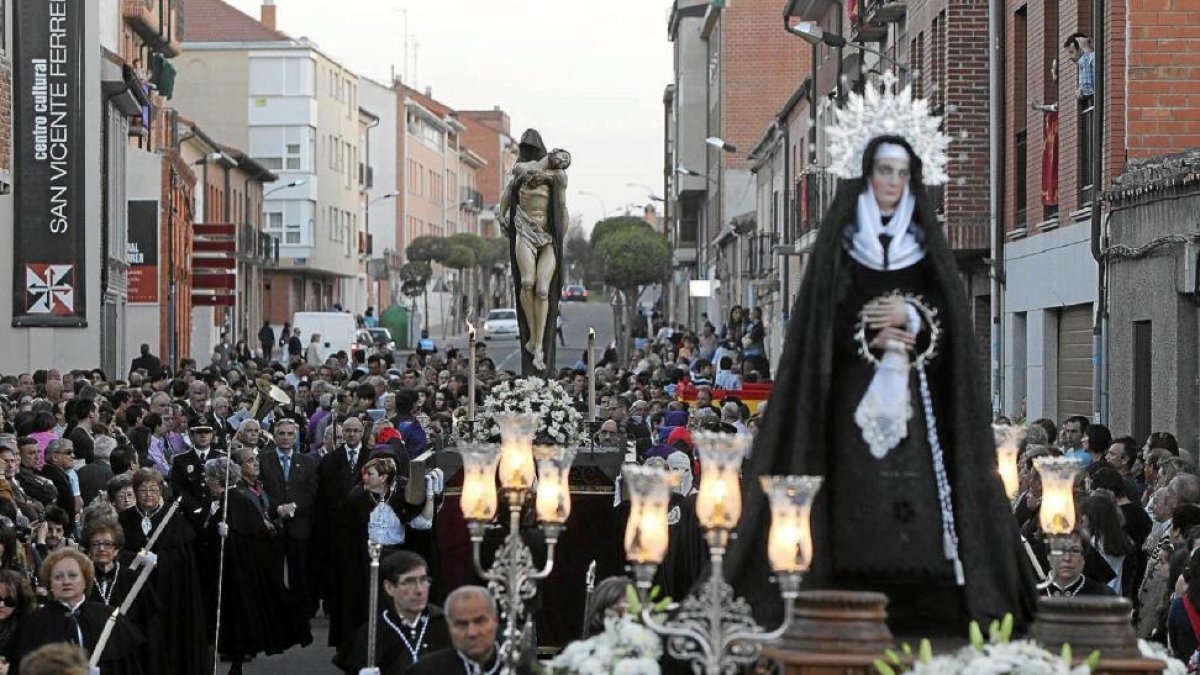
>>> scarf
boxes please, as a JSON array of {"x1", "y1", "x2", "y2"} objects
[{"x1": 848, "y1": 183, "x2": 923, "y2": 271}]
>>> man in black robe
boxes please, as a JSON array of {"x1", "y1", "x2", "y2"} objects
[
  {"x1": 408, "y1": 586, "x2": 532, "y2": 675},
  {"x1": 724, "y1": 135, "x2": 1037, "y2": 635},
  {"x1": 335, "y1": 551, "x2": 451, "y2": 674}
]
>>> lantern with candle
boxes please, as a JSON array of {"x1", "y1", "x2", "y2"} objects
[
  {"x1": 496, "y1": 413, "x2": 536, "y2": 493},
  {"x1": 1034, "y1": 455, "x2": 1085, "y2": 570},
  {"x1": 760, "y1": 475, "x2": 824, "y2": 594},
  {"x1": 993, "y1": 423, "x2": 1026, "y2": 500},
  {"x1": 622, "y1": 464, "x2": 674, "y2": 588},
  {"x1": 693, "y1": 432, "x2": 751, "y2": 549},
  {"x1": 534, "y1": 445, "x2": 576, "y2": 539},
  {"x1": 457, "y1": 444, "x2": 500, "y2": 528}
]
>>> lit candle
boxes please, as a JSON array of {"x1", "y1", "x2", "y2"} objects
[
  {"x1": 993, "y1": 424, "x2": 1024, "y2": 500},
  {"x1": 457, "y1": 445, "x2": 500, "y2": 522},
  {"x1": 467, "y1": 323, "x2": 477, "y2": 423},
  {"x1": 761, "y1": 475, "x2": 823, "y2": 574},
  {"x1": 622, "y1": 465, "x2": 672, "y2": 565},
  {"x1": 496, "y1": 413, "x2": 536, "y2": 491},
  {"x1": 535, "y1": 446, "x2": 577, "y2": 524},
  {"x1": 693, "y1": 432, "x2": 751, "y2": 531},
  {"x1": 587, "y1": 327, "x2": 596, "y2": 421},
  {"x1": 1035, "y1": 456, "x2": 1085, "y2": 535}
]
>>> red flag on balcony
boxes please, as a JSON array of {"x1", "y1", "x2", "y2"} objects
[{"x1": 1041, "y1": 111, "x2": 1059, "y2": 207}]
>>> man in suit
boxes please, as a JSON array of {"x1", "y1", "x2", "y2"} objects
[
  {"x1": 168, "y1": 415, "x2": 223, "y2": 510},
  {"x1": 315, "y1": 416, "x2": 367, "y2": 613},
  {"x1": 260, "y1": 417, "x2": 319, "y2": 614},
  {"x1": 39, "y1": 439, "x2": 76, "y2": 525},
  {"x1": 77, "y1": 434, "x2": 116, "y2": 504},
  {"x1": 129, "y1": 343, "x2": 164, "y2": 379}
]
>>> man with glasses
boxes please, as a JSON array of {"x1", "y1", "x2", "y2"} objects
[{"x1": 335, "y1": 551, "x2": 451, "y2": 674}]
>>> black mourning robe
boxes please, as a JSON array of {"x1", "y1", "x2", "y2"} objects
[
  {"x1": 118, "y1": 503, "x2": 207, "y2": 675},
  {"x1": 334, "y1": 607, "x2": 451, "y2": 675},
  {"x1": 724, "y1": 177, "x2": 1038, "y2": 635},
  {"x1": 89, "y1": 562, "x2": 167, "y2": 674},
  {"x1": 328, "y1": 486, "x2": 425, "y2": 650},
  {"x1": 12, "y1": 601, "x2": 145, "y2": 675},
  {"x1": 199, "y1": 487, "x2": 312, "y2": 657}
]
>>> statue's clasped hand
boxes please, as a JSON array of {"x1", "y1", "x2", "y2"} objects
[{"x1": 864, "y1": 296, "x2": 915, "y2": 352}]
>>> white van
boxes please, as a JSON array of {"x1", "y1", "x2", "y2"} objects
[{"x1": 291, "y1": 312, "x2": 359, "y2": 363}]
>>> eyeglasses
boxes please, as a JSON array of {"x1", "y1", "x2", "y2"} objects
[
  {"x1": 396, "y1": 575, "x2": 433, "y2": 589},
  {"x1": 54, "y1": 450, "x2": 74, "y2": 457},
  {"x1": 135, "y1": 487, "x2": 162, "y2": 495},
  {"x1": 89, "y1": 541, "x2": 117, "y2": 550},
  {"x1": 0, "y1": 596, "x2": 16, "y2": 608},
  {"x1": 1061, "y1": 546, "x2": 1085, "y2": 557}
]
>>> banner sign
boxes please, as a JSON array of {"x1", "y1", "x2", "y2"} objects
[
  {"x1": 1041, "y1": 111, "x2": 1060, "y2": 207},
  {"x1": 127, "y1": 201, "x2": 159, "y2": 303},
  {"x1": 12, "y1": 0, "x2": 87, "y2": 326}
]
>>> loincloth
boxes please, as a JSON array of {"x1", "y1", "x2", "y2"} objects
[{"x1": 513, "y1": 205, "x2": 554, "y2": 250}]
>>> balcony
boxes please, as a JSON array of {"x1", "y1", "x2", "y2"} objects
[
  {"x1": 784, "y1": 0, "x2": 839, "y2": 22},
  {"x1": 460, "y1": 186, "x2": 484, "y2": 213},
  {"x1": 236, "y1": 224, "x2": 279, "y2": 265},
  {"x1": 944, "y1": 222, "x2": 989, "y2": 253},
  {"x1": 863, "y1": 0, "x2": 906, "y2": 24},
  {"x1": 849, "y1": 0, "x2": 888, "y2": 43},
  {"x1": 122, "y1": 0, "x2": 182, "y2": 57}
]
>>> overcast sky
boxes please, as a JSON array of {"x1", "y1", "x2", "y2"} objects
[{"x1": 224, "y1": 0, "x2": 674, "y2": 231}]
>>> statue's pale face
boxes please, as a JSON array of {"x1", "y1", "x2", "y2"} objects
[{"x1": 870, "y1": 155, "x2": 910, "y2": 213}]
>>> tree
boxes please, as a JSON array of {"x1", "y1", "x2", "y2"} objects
[
  {"x1": 595, "y1": 224, "x2": 670, "y2": 363},
  {"x1": 481, "y1": 237, "x2": 511, "y2": 312},
  {"x1": 589, "y1": 215, "x2": 651, "y2": 249},
  {"x1": 565, "y1": 225, "x2": 593, "y2": 287},
  {"x1": 404, "y1": 236, "x2": 449, "y2": 332}
]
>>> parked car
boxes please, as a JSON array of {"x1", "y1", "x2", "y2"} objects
[
  {"x1": 483, "y1": 308, "x2": 519, "y2": 340},
  {"x1": 562, "y1": 284, "x2": 589, "y2": 302},
  {"x1": 356, "y1": 327, "x2": 395, "y2": 354}
]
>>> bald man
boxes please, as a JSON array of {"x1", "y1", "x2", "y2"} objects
[{"x1": 409, "y1": 586, "x2": 506, "y2": 675}]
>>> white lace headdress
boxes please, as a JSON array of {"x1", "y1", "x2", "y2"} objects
[{"x1": 826, "y1": 72, "x2": 952, "y2": 186}]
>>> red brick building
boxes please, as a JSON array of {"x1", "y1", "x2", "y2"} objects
[{"x1": 457, "y1": 109, "x2": 518, "y2": 239}]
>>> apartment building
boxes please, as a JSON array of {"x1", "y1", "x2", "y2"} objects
[
  {"x1": 174, "y1": 0, "x2": 367, "y2": 323},
  {"x1": 665, "y1": 0, "x2": 810, "y2": 333},
  {"x1": 457, "y1": 108, "x2": 518, "y2": 239}
]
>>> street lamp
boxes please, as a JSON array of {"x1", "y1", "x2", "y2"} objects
[
  {"x1": 264, "y1": 179, "x2": 306, "y2": 198},
  {"x1": 675, "y1": 165, "x2": 706, "y2": 178},
  {"x1": 786, "y1": 22, "x2": 908, "y2": 73},
  {"x1": 368, "y1": 191, "x2": 400, "y2": 207},
  {"x1": 706, "y1": 137, "x2": 737, "y2": 153},
  {"x1": 626, "y1": 182, "x2": 665, "y2": 202}
]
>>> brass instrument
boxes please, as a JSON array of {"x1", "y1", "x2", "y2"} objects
[{"x1": 249, "y1": 377, "x2": 292, "y2": 422}]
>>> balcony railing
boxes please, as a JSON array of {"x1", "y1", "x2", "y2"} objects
[
  {"x1": 745, "y1": 232, "x2": 780, "y2": 279},
  {"x1": 863, "y1": 0, "x2": 907, "y2": 23},
  {"x1": 460, "y1": 186, "x2": 484, "y2": 213},
  {"x1": 237, "y1": 224, "x2": 279, "y2": 265},
  {"x1": 122, "y1": 0, "x2": 181, "y2": 56},
  {"x1": 944, "y1": 222, "x2": 989, "y2": 252}
]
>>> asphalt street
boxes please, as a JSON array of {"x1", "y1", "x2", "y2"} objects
[{"x1": 443, "y1": 298, "x2": 616, "y2": 373}]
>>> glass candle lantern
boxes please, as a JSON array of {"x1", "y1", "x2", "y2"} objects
[
  {"x1": 1034, "y1": 456, "x2": 1084, "y2": 535},
  {"x1": 760, "y1": 475, "x2": 824, "y2": 574},
  {"x1": 534, "y1": 446, "x2": 577, "y2": 524},
  {"x1": 623, "y1": 464, "x2": 672, "y2": 565},
  {"x1": 993, "y1": 423, "x2": 1025, "y2": 500},
  {"x1": 693, "y1": 432, "x2": 752, "y2": 531},
  {"x1": 495, "y1": 413, "x2": 537, "y2": 491},
  {"x1": 458, "y1": 444, "x2": 501, "y2": 523}
]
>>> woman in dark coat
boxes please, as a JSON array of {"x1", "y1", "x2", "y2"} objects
[
  {"x1": 198, "y1": 458, "x2": 310, "y2": 674},
  {"x1": 117, "y1": 468, "x2": 206, "y2": 675},
  {"x1": 328, "y1": 456, "x2": 433, "y2": 652},
  {"x1": 11, "y1": 549, "x2": 145, "y2": 675},
  {"x1": 0, "y1": 570, "x2": 36, "y2": 664},
  {"x1": 82, "y1": 519, "x2": 166, "y2": 674}
]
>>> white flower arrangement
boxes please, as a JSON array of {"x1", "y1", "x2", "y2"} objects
[
  {"x1": 461, "y1": 376, "x2": 588, "y2": 447},
  {"x1": 1137, "y1": 639, "x2": 1187, "y2": 675},
  {"x1": 547, "y1": 616, "x2": 663, "y2": 675},
  {"x1": 877, "y1": 617, "x2": 1097, "y2": 675}
]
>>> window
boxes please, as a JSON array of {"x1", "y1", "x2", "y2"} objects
[
  {"x1": 266, "y1": 212, "x2": 283, "y2": 234},
  {"x1": 1013, "y1": 6, "x2": 1029, "y2": 229},
  {"x1": 286, "y1": 144, "x2": 301, "y2": 170},
  {"x1": 250, "y1": 126, "x2": 313, "y2": 173},
  {"x1": 250, "y1": 57, "x2": 314, "y2": 96}
]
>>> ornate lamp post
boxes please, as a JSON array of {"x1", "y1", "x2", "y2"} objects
[
  {"x1": 623, "y1": 433, "x2": 823, "y2": 675},
  {"x1": 455, "y1": 413, "x2": 577, "y2": 674}
]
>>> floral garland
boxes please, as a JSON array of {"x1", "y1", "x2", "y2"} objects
[
  {"x1": 547, "y1": 616, "x2": 663, "y2": 675},
  {"x1": 458, "y1": 376, "x2": 588, "y2": 447}
]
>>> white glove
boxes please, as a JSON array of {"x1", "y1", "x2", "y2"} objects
[
  {"x1": 425, "y1": 468, "x2": 445, "y2": 496},
  {"x1": 358, "y1": 668, "x2": 382, "y2": 675},
  {"x1": 217, "y1": 522, "x2": 229, "y2": 538},
  {"x1": 133, "y1": 551, "x2": 159, "y2": 569}
]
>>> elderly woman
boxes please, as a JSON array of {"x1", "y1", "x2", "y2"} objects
[
  {"x1": 104, "y1": 475, "x2": 136, "y2": 513},
  {"x1": 327, "y1": 457, "x2": 434, "y2": 653},
  {"x1": 198, "y1": 458, "x2": 310, "y2": 675},
  {"x1": 582, "y1": 576, "x2": 634, "y2": 637},
  {"x1": 83, "y1": 519, "x2": 166, "y2": 673},
  {"x1": 117, "y1": 469, "x2": 205, "y2": 675},
  {"x1": 11, "y1": 548, "x2": 145, "y2": 674}
]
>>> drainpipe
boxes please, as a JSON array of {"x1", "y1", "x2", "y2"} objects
[
  {"x1": 780, "y1": 116, "x2": 790, "y2": 323},
  {"x1": 989, "y1": 0, "x2": 1006, "y2": 416},
  {"x1": 1090, "y1": 0, "x2": 1107, "y2": 424}
]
